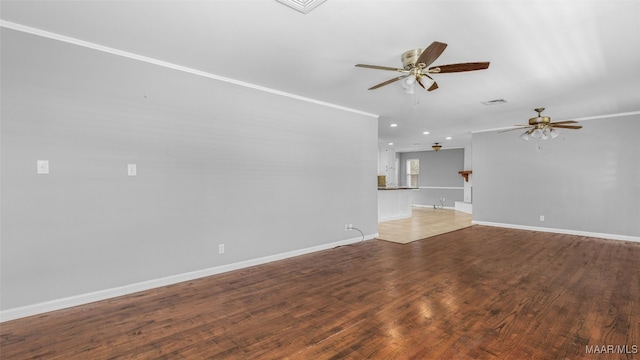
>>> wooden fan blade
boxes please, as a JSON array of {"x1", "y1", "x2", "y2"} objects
[
  {"x1": 355, "y1": 64, "x2": 406, "y2": 72},
  {"x1": 421, "y1": 74, "x2": 436, "y2": 86},
  {"x1": 416, "y1": 41, "x2": 448, "y2": 68},
  {"x1": 428, "y1": 62, "x2": 490, "y2": 73},
  {"x1": 417, "y1": 76, "x2": 439, "y2": 92},
  {"x1": 552, "y1": 125, "x2": 583, "y2": 129},
  {"x1": 550, "y1": 120, "x2": 578, "y2": 125},
  {"x1": 368, "y1": 75, "x2": 408, "y2": 90}
]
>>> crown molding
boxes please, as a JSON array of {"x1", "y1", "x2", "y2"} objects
[{"x1": 0, "y1": 20, "x2": 377, "y2": 119}]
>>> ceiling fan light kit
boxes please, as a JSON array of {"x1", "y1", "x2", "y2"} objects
[
  {"x1": 402, "y1": 76, "x2": 416, "y2": 94},
  {"x1": 524, "y1": 127, "x2": 552, "y2": 141},
  {"x1": 355, "y1": 41, "x2": 490, "y2": 93}
]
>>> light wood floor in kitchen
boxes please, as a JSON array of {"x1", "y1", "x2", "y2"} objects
[{"x1": 378, "y1": 206, "x2": 473, "y2": 244}]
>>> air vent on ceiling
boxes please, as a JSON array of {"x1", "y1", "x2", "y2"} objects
[
  {"x1": 276, "y1": 0, "x2": 327, "y2": 13},
  {"x1": 481, "y1": 98, "x2": 508, "y2": 106}
]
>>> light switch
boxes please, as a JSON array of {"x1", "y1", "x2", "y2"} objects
[
  {"x1": 127, "y1": 164, "x2": 137, "y2": 176},
  {"x1": 37, "y1": 160, "x2": 49, "y2": 174}
]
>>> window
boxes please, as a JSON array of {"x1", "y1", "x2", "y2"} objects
[{"x1": 406, "y1": 159, "x2": 419, "y2": 188}]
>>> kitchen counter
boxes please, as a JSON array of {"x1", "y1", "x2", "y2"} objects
[
  {"x1": 378, "y1": 187, "x2": 418, "y2": 190},
  {"x1": 378, "y1": 187, "x2": 416, "y2": 222}
]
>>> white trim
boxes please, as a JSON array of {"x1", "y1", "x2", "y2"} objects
[
  {"x1": 417, "y1": 186, "x2": 464, "y2": 190},
  {"x1": 0, "y1": 233, "x2": 377, "y2": 323},
  {"x1": 394, "y1": 146, "x2": 466, "y2": 153},
  {"x1": 569, "y1": 111, "x2": 640, "y2": 122},
  {"x1": 454, "y1": 201, "x2": 473, "y2": 214},
  {"x1": 378, "y1": 214, "x2": 412, "y2": 222},
  {"x1": 0, "y1": 20, "x2": 378, "y2": 120},
  {"x1": 473, "y1": 111, "x2": 640, "y2": 134},
  {"x1": 413, "y1": 204, "x2": 456, "y2": 210},
  {"x1": 472, "y1": 221, "x2": 640, "y2": 243}
]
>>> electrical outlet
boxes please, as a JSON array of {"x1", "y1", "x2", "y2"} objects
[
  {"x1": 37, "y1": 160, "x2": 49, "y2": 174},
  {"x1": 539, "y1": 215, "x2": 545, "y2": 222},
  {"x1": 218, "y1": 244, "x2": 225, "y2": 254},
  {"x1": 344, "y1": 224, "x2": 353, "y2": 231},
  {"x1": 127, "y1": 164, "x2": 137, "y2": 176}
]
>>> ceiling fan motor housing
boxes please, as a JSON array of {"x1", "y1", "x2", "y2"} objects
[
  {"x1": 529, "y1": 116, "x2": 551, "y2": 126},
  {"x1": 529, "y1": 107, "x2": 550, "y2": 126},
  {"x1": 402, "y1": 49, "x2": 425, "y2": 69}
]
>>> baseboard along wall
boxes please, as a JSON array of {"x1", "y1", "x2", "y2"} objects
[
  {"x1": 0, "y1": 233, "x2": 377, "y2": 322},
  {"x1": 472, "y1": 221, "x2": 640, "y2": 243}
]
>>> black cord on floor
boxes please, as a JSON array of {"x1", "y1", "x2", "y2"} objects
[
  {"x1": 333, "y1": 227, "x2": 366, "y2": 249},
  {"x1": 349, "y1": 227, "x2": 365, "y2": 242}
]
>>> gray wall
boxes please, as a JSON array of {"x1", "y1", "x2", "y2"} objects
[
  {"x1": 398, "y1": 148, "x2": 465, "y2": 207},
  {"x1": 472, "y1": 115, "x2": 640, "y2": 238},
  {"x1": 1, "y1": 29, "x2": 378, "y2": 310}
]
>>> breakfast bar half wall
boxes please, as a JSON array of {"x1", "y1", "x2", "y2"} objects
[{"x1": 378, "y1": 187, "x2": 417, "y2": 222}]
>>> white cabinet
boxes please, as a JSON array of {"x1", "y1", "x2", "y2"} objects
[
  {"x1": 378, "y1": 147, "x2": 397, "y2": 187},
  {"x1": 378, "y1": 189, "x2": 414, "y2": 222}
]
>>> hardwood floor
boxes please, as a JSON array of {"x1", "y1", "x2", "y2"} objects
[
  {"x1": 378, "y1": 207, "x2": 473, "y2": 244},
  {"x1": 1, "y1": 226, "x2": 639, "y2": 359}
]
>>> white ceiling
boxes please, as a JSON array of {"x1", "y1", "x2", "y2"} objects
[{"x1": 2, "y1": 0, "x2": 639, "y2": 151}]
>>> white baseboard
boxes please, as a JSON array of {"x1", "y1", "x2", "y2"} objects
[
  {"x1": 472, "y1": 221, "x2": 640, "y2": 243},
  {"x1": 378, "y1": 214, "x2": 412, "y2": 222},
  {"x1": 413, "y1": 204, "x2": 456, "y2": 210},
  {"x1": 454, "y1": 201, "x2": 473, "y2": 214},
  {"x1": 0, "y1": 233, "x2": 377, "y2": 323}
]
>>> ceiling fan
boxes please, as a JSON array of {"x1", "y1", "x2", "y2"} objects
[
  {"x1": 355, "y1": 41, "x2": 490, "y2": 93},
  {"x1": 501, "y1": 108, "x2": 583, "y2": 140}
]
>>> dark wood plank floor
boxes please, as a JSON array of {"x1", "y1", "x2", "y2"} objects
[{"x1": 1, "y1": 226, "x2": 639, "y2": 359}]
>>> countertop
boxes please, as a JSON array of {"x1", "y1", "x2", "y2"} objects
[{"x1": 377, "y1": 187, "x2": 418, "y2": 190}]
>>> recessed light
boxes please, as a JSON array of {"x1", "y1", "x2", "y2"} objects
[
  {"x1": 423, "y1": 131, "x2": 430, "y2": 135},
  {"x1": 390, "y1": 123, "x2": 398, "y2": 127},
  {"x1": 388, "y1": 142, "x2": 394, "y2": 146},
  {"x1": 445, "y1": 137, "x2": 452, "y2": 140}
]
